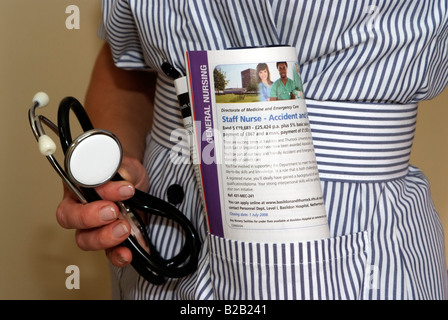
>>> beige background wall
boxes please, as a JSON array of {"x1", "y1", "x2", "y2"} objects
[
  {"x1": 0, "y1": 0, "x2": 109, "y2": 299},
  {"x1": 0, "y1": 0, "x2": 447, "y2": 300}
]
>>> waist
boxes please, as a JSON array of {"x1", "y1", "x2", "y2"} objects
[
  {"x1": 151, "y1": 90, "x2": 417, "y2": 183},
  {"x1": 306, "y1": 99, "x2": 417, "y2": 182}
]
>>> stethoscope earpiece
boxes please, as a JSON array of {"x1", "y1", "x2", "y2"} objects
[
  {"x1": 38, "y1": 135, "x2": 57, "y2": 156},
  {"x1": 32, "y1": 92, "x2": 50, "y2": 108}
]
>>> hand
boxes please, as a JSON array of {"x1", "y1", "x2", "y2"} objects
[{"x1": 55, "y1": 156, "x2": 149, "y2": 267}]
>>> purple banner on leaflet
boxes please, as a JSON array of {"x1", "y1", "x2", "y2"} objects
[{"x1": 186, "y1": 50, "x2": 224, "y2": 237}]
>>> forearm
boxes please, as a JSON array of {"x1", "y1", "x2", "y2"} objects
[{"x1": 84, "y1": 43, "x2": 156, "y2": 161}]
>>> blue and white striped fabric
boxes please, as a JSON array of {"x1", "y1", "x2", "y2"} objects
[{"x1": 100, "y1": 0, "x2": 448, "y2": 300}]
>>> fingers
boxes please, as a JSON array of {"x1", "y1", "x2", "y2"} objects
[
  {"x1": 56, "y1": 181, "x2": 135, "y2": 254},
  {"x1": 106, "y1": 246, "x2": 133, "y2": 267},
  {"x1": 56, "y1": 197, "x2": 131, "y2": 253},
  {"x1": 55, "y1": 156, "x2": 148, "y2": 267},
  {"x1": 118, "y1": 157, "x2": 150, "y2": 192},
  {"x1": 75, "y1": 220, "x2": 130, "y2": 251},
  {"x1": 95, "y1": 180, "x2": 136, "y2": 203},
  {"x1": 56, "y1": 181, "x2": 135, "y2": 230}
]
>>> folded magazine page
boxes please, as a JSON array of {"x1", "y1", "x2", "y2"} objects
[{"x1": 183, "y1": 46, "x2": 330, "y2": 242}]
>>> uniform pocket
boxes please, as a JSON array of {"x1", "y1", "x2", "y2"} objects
[{"x1": 209, "y1": 231, "x2": 370, "y2": 300}]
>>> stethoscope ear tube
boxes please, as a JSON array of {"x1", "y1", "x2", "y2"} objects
[{"x1": 57, "y1": 97, "x2": 95, "y2": 153}]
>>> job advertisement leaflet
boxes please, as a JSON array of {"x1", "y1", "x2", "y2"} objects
[{"x1": 184, "y1": 46, "x2": 330, "y2": 242}]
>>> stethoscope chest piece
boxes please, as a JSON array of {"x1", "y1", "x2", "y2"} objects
[{"x1": 65, "y1": 129, "x2": 122, "y2": 188}]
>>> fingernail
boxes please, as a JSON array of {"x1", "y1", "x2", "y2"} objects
[
  {"x1": 113, "y1": 222, "x2": 129, "y2": 238},
  {"x1": 100, "y1": 206, "x2": 117, "y2": 222},
  {"x1": 119, "y1": 184, "x2": 135, "y2": 198},
  {"x1": 117, "y1": 254, "x2": 129, "y2": 265}
]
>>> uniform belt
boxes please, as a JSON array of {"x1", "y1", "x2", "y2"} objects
[
  {"x1": 150, "y1": 80, "x2": 417, "y2": 184},
  {"x1": 306, "y1": 99, "x2": 417, "y2": 182}
]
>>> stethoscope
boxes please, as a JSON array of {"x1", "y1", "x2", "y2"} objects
[{"x1": 28, "y1": 92, "x2": 201, "y2": 285}]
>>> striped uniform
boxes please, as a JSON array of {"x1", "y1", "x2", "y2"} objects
[{"x1": 99, "y1": 0, "x2": 448, "y2": 299}]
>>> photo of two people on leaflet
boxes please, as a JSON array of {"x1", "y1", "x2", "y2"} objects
[{"x1": 257, "y1": 61, "x2": 305, "y2": 102}]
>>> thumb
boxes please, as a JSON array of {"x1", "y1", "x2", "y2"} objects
[{"x1": 118, "y1": 157, "x2": 150, "y2": 192}]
